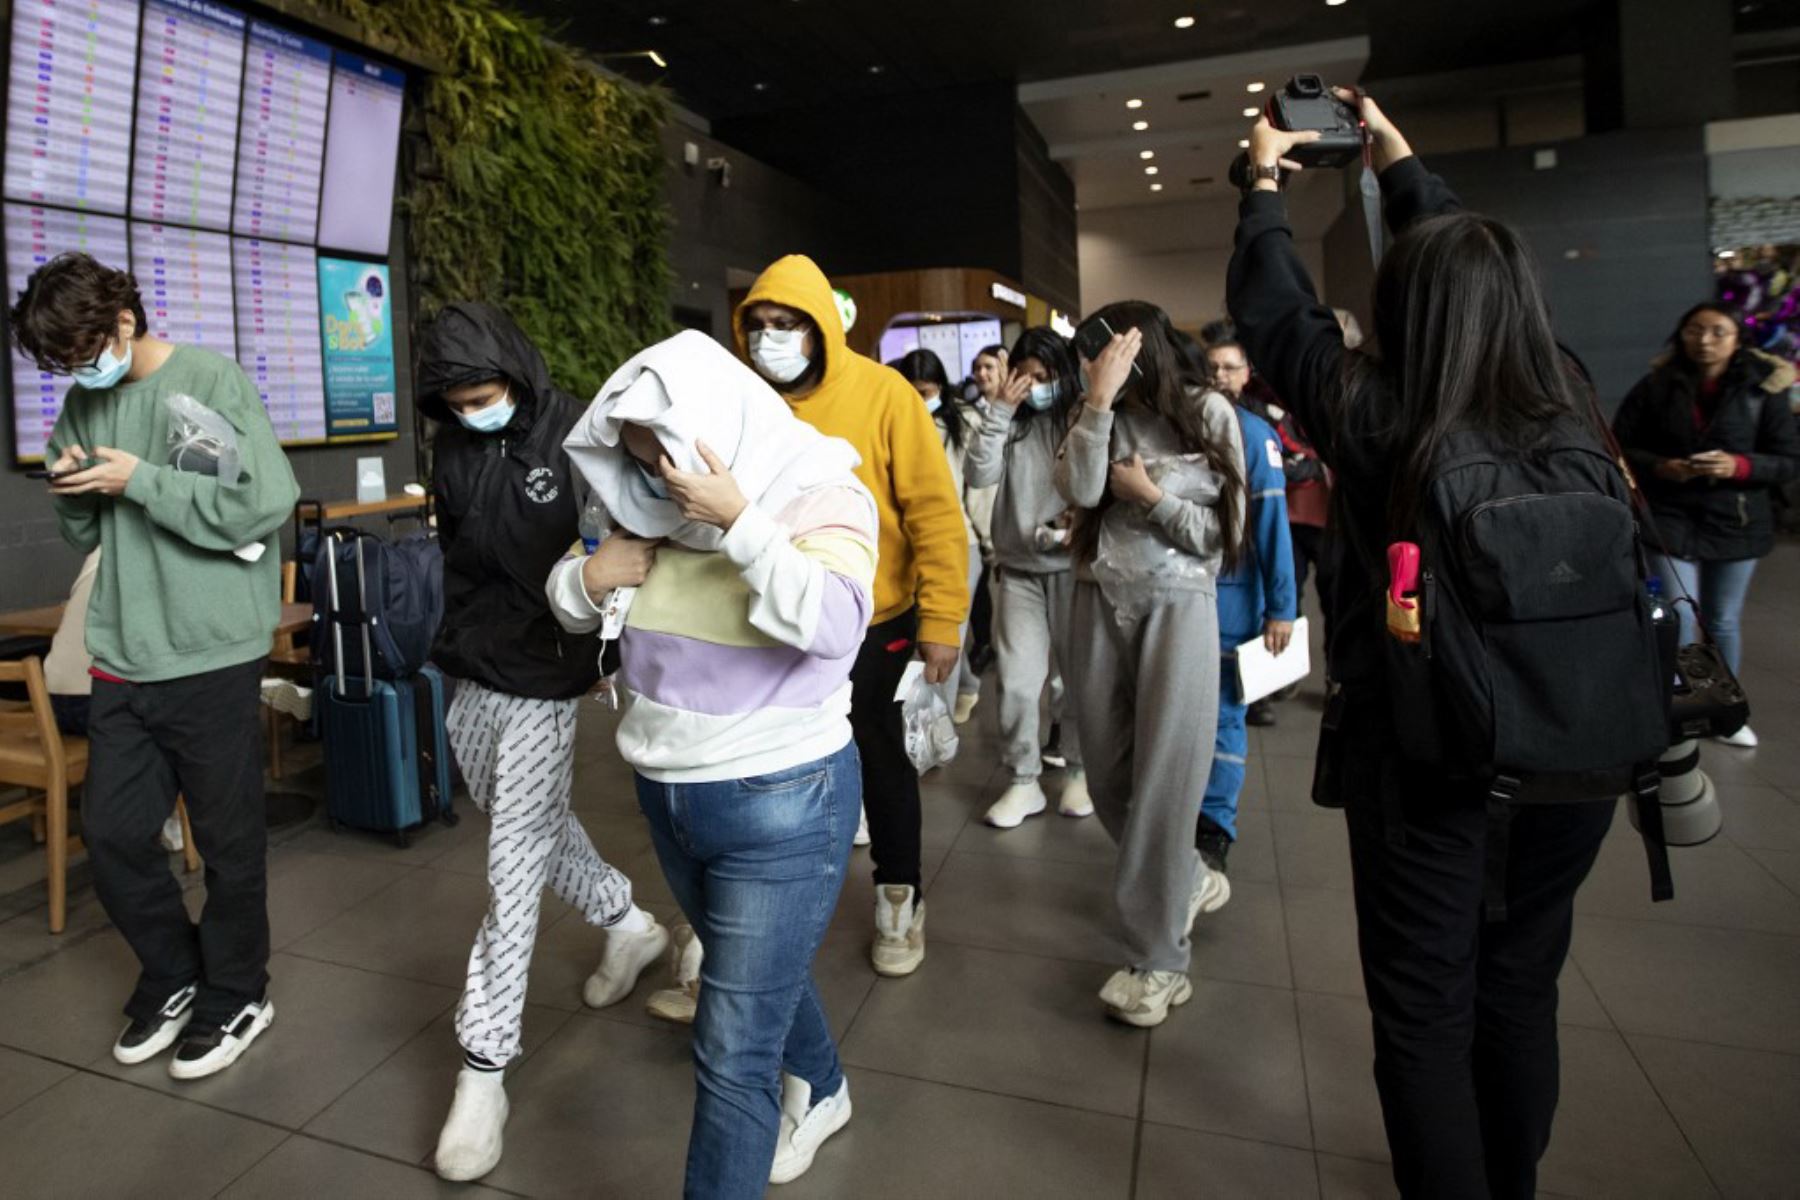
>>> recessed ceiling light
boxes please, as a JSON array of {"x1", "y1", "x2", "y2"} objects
[
  {"x1": 1145, "y1": 165, "x2": 1159, "y2": 175},
  {"x1": 1132, "y1": 120, "x2": 1149, "y2": 131},
  {"x1": 1246, "y1": 82, "x2": 1265, "y2": 93},
  {"x1": 1242, "y1": 106, "x2": 1260, "y2": 117},
  {"x1": 647, "y1": 14, "x2": 668, "y2": 25},
  {"x1": 868, "y1": 64, "x2": 885, "y2": 74},
  {"x1": 1326, "y1": 0, "x2": 1348, "y2": 5},
  {"x1": 1140, "y1": 150, "x2": 1155, "y2": 160},
  {"x1": 753, "y1": 82, "x2": 768, "y2": 92},
  {"x1": 1238, "y1": 138, "x2": 1250, "y2": 148},
  {"x1": 1151, "y1": 183, "x2": 1164, "y2": 191},
  {"x1": 1126, "y1": 98, "x2": 1144, "y2": 109},
  {"x1": 1174, "y1": 15, "x2": 1196, "y2": 27}
]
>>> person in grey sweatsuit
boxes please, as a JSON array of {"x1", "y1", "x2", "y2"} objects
[
  {"x1": 1055, "y1": 301, "x2": 1246, "y2": 1030},
  {"x1": 963, "y1": 326, "x2": 1091, "y2": 827}
]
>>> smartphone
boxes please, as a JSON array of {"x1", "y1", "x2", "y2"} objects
[
  {"x1": 1072, "y1": 315, "x2": 1145, "y2": 380},
  {"x1": 26, "y1": 468, "x2": 73, "y2": 481}
]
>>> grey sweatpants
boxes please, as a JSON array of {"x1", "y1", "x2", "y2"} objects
[
  {"x1": 1069, "y1": 581, "x2": 1219, "y2": 974},
  {"x1": 994, "y1": 567, "x2": 1084, "y2": 782},
  {"x1": 941, "y1": 543, "x2": 985, "y2": 711}
]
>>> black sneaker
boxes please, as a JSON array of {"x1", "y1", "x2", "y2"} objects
[
  {"x1": 1245, "y1": 700, "x2": 1277, "y2": 728},
  {"x1": 112, "y1": 983, "x2": 197, "y2": 1065},
  {"x1": 1041, "y1": 723, "x2": 1068, "y2": 770},
  {"x1": 169, "y1": 995, "x2": 275, "y2": 1080},
  {"x1": 1197, "y1": 815, "x2": 1232, "y2": 877}
]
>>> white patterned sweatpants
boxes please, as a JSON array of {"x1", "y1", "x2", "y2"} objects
[{"x1": 447, "y1": 681, "x2": 635, "y2": 1065}]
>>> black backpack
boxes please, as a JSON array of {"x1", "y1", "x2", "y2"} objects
[
  {"x1": 1383, "y1": 421, "x2": 1673, "y2": 919},
  {"x1": 311, "y1": 529, "x2": 445, "y2": 682}
]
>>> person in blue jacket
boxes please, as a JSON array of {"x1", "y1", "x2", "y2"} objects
[{"x1": 1184, "y1": 327, "x2": 1297, "y2": 913}]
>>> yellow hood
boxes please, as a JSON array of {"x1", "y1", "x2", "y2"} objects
[{"x1": 733, "y1": 254, "x2": 854, "y2": 395}]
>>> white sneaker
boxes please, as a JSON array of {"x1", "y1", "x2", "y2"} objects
[
  {"x1": 872, "y1": 885, "x2": 925, "y2": 977},
  {"x1": 769, "y1": 1074, "x2": 853, "y2": 1184},
  {"x1": 168, "y1": 996, "x2": 274, "y2": 1079},
  {"x1": 952, "y1": 692, "x2": 979, "y2": 725},
  {"x1": 645, "y1": 924, "x2": 703, "y2": 1025},
  {"x1": 584, "y1": 913, "x2": 669, "y2": 1009},
  {"x1": 1058, "y1": 772, "x2": 1094, "y2": 818},
  {"x1": 1718, "y1": 724, "x2": 1759, "y2": 749},
  {"x1": 112, "y1": 983, "x2": 196, "y2": 1065},
  {"x1": 158, "y1": 815, "x2": 185, "y2": 853},
  {"x1": 434, "y1": 1066, "x2": 509, "y2": 1182},
  {"x1": 984, "y1": 780, "x2": 1048, "y2": 829},
  {"x1": 1099, "y1": 968, "x2": 1193, "y2": 1028},
  {"x1": 853, "y1": 806, "x2": 871, "y2": 847},
  {"x1": 1188, "y1": 867, "x2": 1231, "y2": 929}
]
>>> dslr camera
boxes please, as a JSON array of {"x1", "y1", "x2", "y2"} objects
[{"x1": 1229, "y1": 74, "x2": 1368, "y2": 189}]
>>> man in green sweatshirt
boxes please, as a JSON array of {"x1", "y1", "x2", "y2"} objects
[{"x1": 10, "y1": 252, "x2": 299, "y2": 1079}]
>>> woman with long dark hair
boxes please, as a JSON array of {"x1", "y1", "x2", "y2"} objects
[
  {"x1": 964, "y1": 327, "x2": 1092, "y2": 825},
  {"x1": 889, "y1": 348, "x2": 984, "y2": 726},
  {"x1": 1227, "y1": 94, "x2": 1630, "y2": 1198},
  {"x1": 1054, "y1": 301, "x2": 1245, "y2": 1027},
  {"x1": 1614, "y1": 302, "x2": 1800, "y2": 747}
]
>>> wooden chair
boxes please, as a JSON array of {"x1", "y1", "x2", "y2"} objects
[
  {"x1": 264, "y1": 560, "x2": 312, "y2": 779},
  {"x1": 0, "y1": 658, "x2": 198, "y2": 933}
]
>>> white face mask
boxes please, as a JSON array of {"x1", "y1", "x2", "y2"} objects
[
  {"x1": 923, "y1": 392, "x2": 943, "y2": 415},
  {"x1": 636, "y1": 459, "x2": 670, "y2": 499},
  {"x1": 749, "y1": 328, "x2": 811, "y2": 384}
]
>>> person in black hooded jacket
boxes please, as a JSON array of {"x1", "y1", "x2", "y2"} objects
[
  {"x1": 415, "y1": 302, "x2": 668, "y2": 1183},
  {"x1": 1613, "y1": 303, "x2": 1800, "y2": 748}
]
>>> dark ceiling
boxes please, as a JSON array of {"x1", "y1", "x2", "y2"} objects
[{"x1": 510, "y1": 0, "x2": 1799, "y2": 121}]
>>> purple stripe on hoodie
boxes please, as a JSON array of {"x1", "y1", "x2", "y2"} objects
[
  {"x1": 621, "y1": 628, "x2": 857, "y2": 716},
  {"x1": 808, "y1": 570, "x2": 874, "y2": 659}
]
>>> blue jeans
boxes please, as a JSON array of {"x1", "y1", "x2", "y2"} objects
[
  {"x1": 1651, "y1": 555, "x2": 1759, "y2": 676},
  {"x1": 1202, "y1": 659, "x2": 1247, "y2": 840},
  {"x1": 636, "y1": 743, "x2": 860, "y2": 1200}
]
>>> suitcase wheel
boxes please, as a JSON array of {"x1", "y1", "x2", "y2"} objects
[
  {"x1": 439, "y1": 808, "x2": 460, "y2": 828},
  {"x1": 392, "y1": 829, "x2": 411, "y2": 849}
]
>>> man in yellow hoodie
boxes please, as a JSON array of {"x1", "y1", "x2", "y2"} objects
[{"x1": 735, "y1": 254, "x2": 968, "y2": 977}]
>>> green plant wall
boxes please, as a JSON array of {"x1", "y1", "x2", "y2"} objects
[{"x1": 320, "y1": 0, "x2": 674, "y2": 395}]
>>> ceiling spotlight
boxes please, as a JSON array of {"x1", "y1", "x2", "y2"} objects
[
  {"x1": 1151, "y1": 183, "x2": 1164, "y2": 192},
  {"x1": 753, "y1": 82, "x2": 768, "y2": 92},
  {"x1": 1247, "y1": 81, "x2": 1266, "y2": 93},
  {"x1": 1132, "y1": 120, "x2": 1149, "y2": 131},
  {"x1": 1242, "y1": 106, "x2": 1259, "y2": 117},
  {"x1": 1145, "y1": 165, "x2": 1159, "y2": 175},
  {"x1": 1238, "y1": 138, "x2": 1250, "y2": 148},
  {"x1": 1139, "y1": 150, "x2": 1155, "y2": 160},
  {"x1": 1174, "y1": 15, "x2": 1196, "y2": 27},
  {"x1": 647, "y1": 14, "x2": 669, "y2": 25},
  {"x1": 1126, "y1": 98, "x2": 1143, "y2": 109},
  {"x1": 868, "y1": 64, "x2": 885, "y2": 74},
  {"x1": 1326, "y1": 0, "x2": 1348, "y2": 5}
]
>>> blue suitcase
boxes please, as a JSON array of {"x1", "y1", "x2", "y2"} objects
[{"x1": 319, "y1": 534, "x2": 456, "y2": 847}]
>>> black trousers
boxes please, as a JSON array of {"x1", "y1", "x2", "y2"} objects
[
  {"x1": 849, "y1": 609, "x2": 922, "y2": 892},
  {"x1": 1290, "y1": 523, "x2": 1336, "y2": 648},
  {"x1": 1345, "y1": 777, "x2": 1612, "y2": 1200},
  {"x1": 86, "y1": 658, "x2": 270, "y2": 1026},
  {"x1": 968, "y1": 565, "x2": 994, "y2": 659}
]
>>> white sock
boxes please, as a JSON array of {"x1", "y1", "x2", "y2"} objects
[{"x1": 609, "y1": 904, "x2": 654, "y2": 935}]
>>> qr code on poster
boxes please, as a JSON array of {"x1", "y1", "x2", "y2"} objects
[{"x1": 373, "y1": 392, "x2": 396, "y2": 424}]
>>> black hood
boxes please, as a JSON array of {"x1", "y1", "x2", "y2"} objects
[{"x1": 417, "y1": 302, "x2": 556, "y2": 428}]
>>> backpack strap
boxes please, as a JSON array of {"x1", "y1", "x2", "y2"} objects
[
  {"x1": 1483, "y1": 773, "x2": 1521, "y2": 923},
  {"x1": 1633, "y1": 762, "x2": 1675, "y2": 904}
]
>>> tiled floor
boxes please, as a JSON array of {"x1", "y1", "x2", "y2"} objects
[{"x1": 1, "y1": 541, "x2": 1798, "y2": 1198}]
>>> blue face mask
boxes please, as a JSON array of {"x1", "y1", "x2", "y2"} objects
[
  {"x1": 456, "y1": 391, "x2": 514, "y2": 434},
  {"x1": 72, "y1": 339, "x2": 132, "y2": 390},
  {"x1": 637, "y1": 459, "x2": 670, "y2": 499},
  {"x1": 1025, "y1": 381, "x2": 1059, "y2": 411},
  {"x1": 923, "y1": 393, "x2": 943, "y2": 415}
]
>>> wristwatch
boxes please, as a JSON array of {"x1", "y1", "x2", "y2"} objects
[{"x1": 1249, "y1": 162, "x2": 1283, "y2": 188}]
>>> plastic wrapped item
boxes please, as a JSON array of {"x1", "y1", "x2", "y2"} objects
[
  {"x1": 1091, "y1": 453, "x2": 1222, "y2": 624},
  {"x1": 164, "y1": 393, "x2": 240, "y2": 484},
  {"x1": 901, "y1": 665, "x2": 959, "y2": 774}
]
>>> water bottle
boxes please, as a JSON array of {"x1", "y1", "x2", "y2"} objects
[{"x1": 580, "y1": 502, "x2": 605, "y2": 555}]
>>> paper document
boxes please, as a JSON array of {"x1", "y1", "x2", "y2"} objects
[{"x1": 1236, "y1": 617, "x2": 1311, "y2": 705}]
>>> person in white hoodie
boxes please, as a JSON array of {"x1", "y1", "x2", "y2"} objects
[{"x1": 551, "y1": 331, "x2": 880, "y2": 1196}]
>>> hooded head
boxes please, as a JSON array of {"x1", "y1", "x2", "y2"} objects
[
  {"x1": 564, "y1": 329, "x2": 866, "y2": 553},
  {"x1": 733, "y1": 255, "x2": 851, "y2": 398},
  {"x1": 417, "y1": 302, "x2": 555, "y2": 434}
]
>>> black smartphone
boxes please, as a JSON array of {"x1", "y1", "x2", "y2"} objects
[
  {"x1": 1072, "y1": 315, "x2": 1144, "y2": 380},
  {"x1": 25, "y1": 468, "x2": 72, "y2": 481}
]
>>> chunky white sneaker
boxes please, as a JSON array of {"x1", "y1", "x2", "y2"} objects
[
  {"x1": 1099, "y1": 968, "x2": 1193, "y2": 1028},
  {"x1": 1058, "y1": 772, "x2": 1094, "y2": 818},
  {"x1": 434, "y1": 1066, "x2": 509, "y2": 1182},
  {"x1": 769, "y1": 1074, "x2": 853, "y2": 1184},
  {"x1": 872, "y1": 885, "x2": 926, "y2": 977},
  {"x1": 952, "y1": 692, "x2": 979, "y2": 725},
  {"x1": 112, "y1": 983, "x2": 196, "y2": 1065},
  {"x1": 1718, "y1": 724, "x2": 1759, "y2": 749},
  {"x1": 168, "y1": 996, "x2": 274, "y2": 1079},
  {"x1": 1188, "y1": 868, "x2": 1232, "y2": 929},
  {"x1": 584, "y1": 913, "x2": 669, "y2": 1009},
  {"x1": 854, "y1": 806, "x2": 871, "y2": 847},
  {"x1": 984, "y1": 780, "x2": 1048, "y2": 829},
  {"x1": 158, "y1": 815, "x2": 185, "y2": 854},
  {"x1": 645, "y1": 924, "x2": 703, "y2": 1025}
]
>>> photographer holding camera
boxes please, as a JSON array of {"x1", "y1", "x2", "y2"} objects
[{"x1": 1228, "y1": 92, "x2": 1661, "y2": 1198}]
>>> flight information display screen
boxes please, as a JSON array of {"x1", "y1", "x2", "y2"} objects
[
  {"x1": 4, "y1": 0, "x2": 142, "y2": 215},
  {"x1": 132, "y1": 220, "x2": 236, "y2": 356},
  {"x1": 315, "y1": 52, "x2": 403, "y2": 257},
  {"x1": 232, "y1": 21, "x2": 329, "y2": 244},
  {"x1": 234, "y1": 236, "x2": 325, "y2": 443},
  {"x1": 129, "y1": 0, "x2": 245, "y2": 230}
]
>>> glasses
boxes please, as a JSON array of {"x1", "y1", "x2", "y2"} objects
[{"x1": 1683, "y1": 325, "x2": 1735, "y2": 342}]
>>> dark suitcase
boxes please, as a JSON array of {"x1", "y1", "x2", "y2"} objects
[{"x1": 319, "y1": 534, "x2": 455, "y2": 846}]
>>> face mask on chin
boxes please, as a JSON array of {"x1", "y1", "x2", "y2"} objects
[{"x1": 748, "y1": 328, "x2": 811, "y2": 384}]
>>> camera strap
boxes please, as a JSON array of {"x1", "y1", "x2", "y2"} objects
[{"x1": 1354, "y1": 89, "x2": 1384, "y2": 266}]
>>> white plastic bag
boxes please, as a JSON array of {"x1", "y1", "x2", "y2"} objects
[
  {"x1": 164, "y1": 392, "x2": 240, "y2": 483},
  {"x1": 1092, "y1": 453, "x2": 1222, "y2": 624},
  {"x1": 899, "y1": 662, "x2": 959, "y2": 774}
]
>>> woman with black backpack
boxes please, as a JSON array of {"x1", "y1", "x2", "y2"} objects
[
  {"x1": 1613, "y1": 303, "x2": 1800, "y2": 748},
  {"x1": 1227, "y1": 95, "x2": 1663, "y2": 1198}
]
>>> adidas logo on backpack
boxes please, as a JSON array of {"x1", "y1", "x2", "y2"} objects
[{"x1": 1547, "y1": 560, "x2": 1582, "y2": 585}]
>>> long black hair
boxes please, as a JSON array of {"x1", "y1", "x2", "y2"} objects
[
  {"x1": 1006, "y1": 326, "x2": 1080, "y2": 443},
  {"x1": 1351, "y1": 211, "x2": 1583, "y2": 533},
  {"x1": 1070, "y1": 300, "x2": 1246, "y2": 573},
  {"x1": 888, "y1": 348, "x2": 965, "y2": 448}
]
